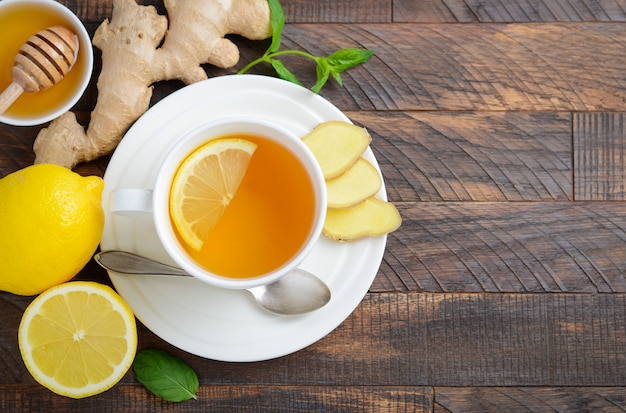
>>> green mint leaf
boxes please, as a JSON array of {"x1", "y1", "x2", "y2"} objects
[
  {"x1": 312, "y1": 60, "x2": 331, "y2": 93},
  {"x1": 326, "y1": 48, "x2": 375, "y2": 73},
  {"x1": 267, "y1": 0, "x2": 285, "y2": 53},
  {"x1": 331, "y1": 70, "x2": 344, "y2": 87},
  {"x1": 133, "y1": 349, "x2": 199, "y2": 402},
  {"x1": 271, "y1": 59, "x2": 303, "y2": 86},
  {"x1": 239, "y1": 1, "x2": 374, "y2": 93}
]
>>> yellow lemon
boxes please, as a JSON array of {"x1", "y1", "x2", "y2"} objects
[
  {"x1": 18, "y1": 281, "x2": 137, "y2": 398},
  {"x1": 170, "y1": 138, "x2": 257, "y2": 251},
  {"x1": 0, "y1": 164, "x2": 104, "y2": 295}
]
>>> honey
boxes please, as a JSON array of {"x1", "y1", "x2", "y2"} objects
[
  {"x1": 0, "y1": 2, "x2": 88, "y2": 118},
  {"x1": 174, "y1": 134, "x2": 317, "y2": 278}
]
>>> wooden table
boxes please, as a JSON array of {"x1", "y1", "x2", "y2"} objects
[{"x1": 2, "y1": 0, "x2": 626, "y2": 411}]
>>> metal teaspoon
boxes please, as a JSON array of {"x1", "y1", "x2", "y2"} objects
[{"x1": 94, "y1": 250, "x2": 331, "y2": 315}]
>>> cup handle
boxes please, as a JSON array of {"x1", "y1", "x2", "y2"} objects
[{"x1": 109, "y1": 188, "x2": 153, "y2": 218}]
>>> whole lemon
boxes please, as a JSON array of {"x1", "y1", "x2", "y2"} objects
[{"x1": 0, "y1": 164, "x2": 104, "y2": 295}]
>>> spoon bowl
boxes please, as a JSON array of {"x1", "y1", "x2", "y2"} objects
[{"x1": 94, "y1": 250, "x2": 331, "y2": 316}]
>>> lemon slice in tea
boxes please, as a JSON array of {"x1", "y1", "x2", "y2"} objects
[
  {"x1": 170, "y1": 138, "x2": 257, "y2": 251},
  {"x1": 18, "y1": 281, "x2": 137, "y2": 399}
]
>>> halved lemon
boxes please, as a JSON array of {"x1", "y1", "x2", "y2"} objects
[
  {"x1": 170, "y1": 138, "x2": 257, "y2": 251},
  {"x1": 18, "y1": 281, "x2": 137, "y2": 399}
]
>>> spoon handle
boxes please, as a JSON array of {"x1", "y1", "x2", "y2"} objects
[
  {"x1": 94, "y1": 251, "x2": 190, "y2": 277},
  {"x1": 0, "y1": 82, "x2": 24, "y2": 115}
]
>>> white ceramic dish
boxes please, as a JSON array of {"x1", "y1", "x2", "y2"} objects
[
  {"x1": 100, "y1": 74, "x2": 387, "y2": 361},
  {"x1": 0, "y1": 0, "x2": 93, "y2": 126}
]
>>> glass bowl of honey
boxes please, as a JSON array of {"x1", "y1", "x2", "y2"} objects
[{"x1": 0, "y1": 0, "x2": 93, "y2": 126}]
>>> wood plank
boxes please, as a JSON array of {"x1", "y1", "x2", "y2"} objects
[
  {"x1": 58, "y1": 0, "x2": 166, "y2": 22},
  {"x1": 61, "y1": 0, "x2": 392, "y2": 24},
  {"x1": 283, "y1": 0, "x2": 391, "y2": 23},
  {"x1": 0, "y1": 125, "x2": 38, "y2": 176},
  {"x1": 574, "y1": 112, "x2": 626, "y2": 200},
  {"x1": 2, "y1": 289, "x2": 625, "y2": 389},
  {"x1": 0, "y1": 107, "x2": 574, "y2": 200},
  {"x1": 113, "y1": 293, "x2": 626, "y2": 387},
  {"x1": 434, "y1": 387, "x2": 626, "y2": 412},
  {"x1": 61, "y1": 22, "x2": 626, "y2": 113},
  {"x1": 62, "y1": 0, "x2": 626, "y2": 24},
  {"x1": 277, "y1": 23, "x2": 626, "y2": 112},
  {"x1": 0, "y1": 384, "x2": 433, "y2": 412},
  {"x1": 45, "y1": 15, "x2": 626, "y2": 113},
  {"x1": 394, "y1": 0, "x2": 626, "y2": 22},
  {"x1": 348, "y1": 111, "x2": 572, "y2": 202},
  {"x1": 0, "y1": 121, "x2": 109, "y2": 178},
  {"x1": 24, "y1": 24, "x2": 626, "y2": 158},
  {"x1": 3, "y1": 384, "x2": 625, "y2": 412},
  {"x1": 312, "y1": 292, "x2": 625, "y2": 387},
  {"x1": 374, "y1": 202, "x2": 626, "y2": 292}
]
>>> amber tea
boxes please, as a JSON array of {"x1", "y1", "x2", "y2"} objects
[{"x1": 172, "y1": 134, "x2": 317, "y2": 278}]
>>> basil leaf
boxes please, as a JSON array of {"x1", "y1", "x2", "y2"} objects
[
  {"x1": 327, "y1": 48, "x2": 375, "y2": 73},
  {"x1": 267, "y1": 0, "x2": 285, "y2": 53},
  {"x1": 133, "y1": 349, "x2": 199, "y2": 402}
]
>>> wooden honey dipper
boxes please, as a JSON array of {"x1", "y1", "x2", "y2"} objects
[{"x1": 0, "y1": 26, "x2": 79, "y2": 115}]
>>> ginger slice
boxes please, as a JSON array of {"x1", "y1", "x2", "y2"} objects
[
  {"x1": 326, "y1": 158, "x2": 382, "y2": 209},
  {"x1": 303, "y1": 121, "x2": 371, "y2": 179},
  {"x1": 323, "y1": 197, "x2": 401, "y2": 241}
]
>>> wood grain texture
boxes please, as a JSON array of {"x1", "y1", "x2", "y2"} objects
[
  {"x1": 58, "y1": 0, "x2": 165, "y2": 22},
  {"x1": 3, "y1": 1, "x2": 626, "y2": 411},
  {"x1": 283, "y1": 0, "x2": 391, "y2": 23},
  {"x1": 316, "y1": 293, "x2": 626, "y2": 387},
  {"x1": 0, "y1": 384, "x2": 433, "y2": 412},
  {"x1": 155, "y1": 291, "x2": 621, "y2": 387},
  {"x1": 278, "y1": 23, "x2": 626, "y2": 111},
  {"x1": 0, "y1": 126, "x2": 38, "y2": 176},
  {"x1": 61, "y1": 0, "x2": 626, "y2": 24},
  {"x1": 434, "y1": 387, "x2": 626, "y2": 412},
  {"x1": 3, "y1": 292, "x2": 624, "y2": 388},
  {"x1": 0, "y1": 119, "x2": 108, "y2": 179},
  {"x1": 394, "y1": 0, "x2": 626, "y2": 22},
  {"x1": 36, "y1": 23, "x2": 626, "y2": 114},
  {"x1": 575, "y1": 112, "x2": 626, "y2": 200},
  {"x1": 375, "y1": 202, "x2": 626, "y2": 292},
  {"x1": 348, "y1": 111, "x2": 572, "y2": 202},
  {"x1": 3, "y1": 385, "x2": 625, "y2": 412},
  {"x1": 62, "y1": 0, "x2": 392, "y2": 24}
]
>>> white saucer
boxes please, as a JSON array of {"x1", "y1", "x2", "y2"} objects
[{"x1": 100, "y1": 75, "x2": 387, "y2": 361}]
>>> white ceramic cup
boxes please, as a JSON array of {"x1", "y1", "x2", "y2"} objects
[
  {"x1": 0, "y1": 0, "x2": 94, "y2": 126},
  {"x1": 109, "y1": 117, "x2": 327, "y2": 290}
]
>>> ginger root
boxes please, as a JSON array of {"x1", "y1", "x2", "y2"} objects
[
  {"x1": 153, "y1": 0, "x2": 272, "y2": 84},
  {"x1": 33, "y1": 0, "x2": 271, "y2": 169}
]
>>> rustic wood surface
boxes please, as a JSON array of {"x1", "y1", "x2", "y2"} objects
[{"x1": 1, "y1": 0, "x2": 626, "y2": 411}]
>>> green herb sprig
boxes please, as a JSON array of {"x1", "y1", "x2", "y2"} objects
[
  {"x1": 238, "y1": 0, "x2": 375, "y2": 93},
  {"x1": 133, "y1": 349, "x2": 199, "y2": 402}
]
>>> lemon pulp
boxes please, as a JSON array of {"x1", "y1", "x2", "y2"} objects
[
  {"x1": 18, "y1": 281, "x2": 137, "y2": 399},
  {"x1": 170, "y1": 138, "x2": 257, "y2": 251}
]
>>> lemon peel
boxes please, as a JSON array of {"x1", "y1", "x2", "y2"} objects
[{"x1": 0, "y1": 164, "x2": 104, "y2": 295}]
